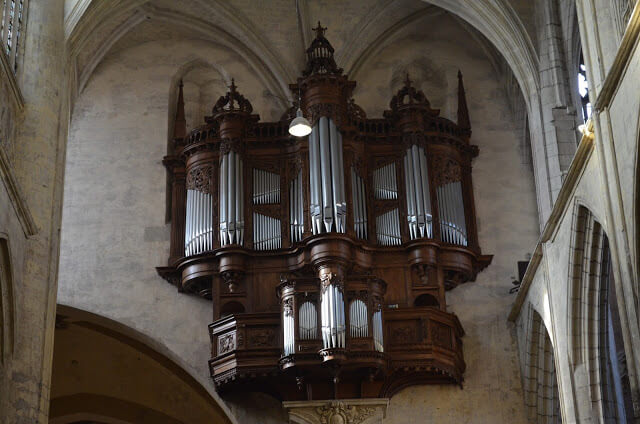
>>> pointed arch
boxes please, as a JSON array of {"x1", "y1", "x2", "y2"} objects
[
  {"x1": 524, "y1": 306, "x2": 562, "y2": 424},
  {"x1": 0, "y1": 235, "x2": 15, "y2": 363}
]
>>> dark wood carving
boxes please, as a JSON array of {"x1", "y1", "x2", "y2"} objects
[{"x1": 158, "y1": 24, "x2": 492, "y2": 402}]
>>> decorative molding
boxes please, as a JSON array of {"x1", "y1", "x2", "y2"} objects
[
  {"x1": 508, "y1": 125, "x2": 595, "y2": 321},
  {"x1": 283, "y1": 399, "x2": 388, "y2": 424},
  {"x1": 593, "y1": 1, "x2": 640, "y2": 110},
  {"x1": 0, "y1": 148, "x2": 38, "y2": 236},
  {"x1": 0, "y1": 49, "x2": 25, "y2": 110},
  {"x1": 64, "y1": 0, "x2": 94, "y2": 40}
]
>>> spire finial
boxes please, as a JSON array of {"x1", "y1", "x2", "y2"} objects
[
  {"x1": 230, "y1": 78, "x2": 237, "y2": 93},
  {"x1": 313, "y1": 21, "x2": 327, "y2": 38},
  {"x1": 173, "y1": 79, "x2": 186, "y2": 139},
  {"x1": 457, "y1": 70, "x2": 471, "y2": 138},
  {"x1": 404, "y1": 73, "x2": 412, "y2": 88}
]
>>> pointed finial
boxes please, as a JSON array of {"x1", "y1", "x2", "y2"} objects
[
  {"x1": 405, "y1": 73, "x2": 413, "y2": 87},
  {"x1": 313, "y1": 21, "x2": 327, "y2": 38},
  {"x1": 173, "y1": 79, "x2": 186, "y2": 139},
  {"x1": 229, "y1": 78, "x2": 237, "y2": 93},
  {"x1": 457, "y1": 70, "x2": 471, "y2": 137}
]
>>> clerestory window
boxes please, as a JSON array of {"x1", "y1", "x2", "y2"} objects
[{"x1": 0, "y1": 0, "x2": 27, "y2": 73}]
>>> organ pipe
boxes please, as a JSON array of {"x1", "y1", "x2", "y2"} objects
[
  {"x1": 253, "y1": 213, "x2": 282, "y2": 250},
  {"x1": 376, "y1": 208, "x2": 401, "y2": 246},
  {"x1": 283, "y1": 301, "x2": 295, "y2": 356},
  {"x1": 184, "y1": 189, "x2": 214, "y2": 256},
  {"x1": 321, "y1": 282, "x2": 345, "y2": 349},
  {"x1": 220, "y1": 151, "x2": 244, "y2": 246},
  {"x1": 299, "y1": 301, "x2": 317, "y2": 340},
  {"x1": 373, "y1": 162, "x2": 398, "y2": 200},
  {"x1": 290, "y1": 171, "x2": 304, "y2": 243},
  {"x1": 253, "y1": 169, "x2": 281, "y2": 204},
  {"x1": 349, "y1": 299, "x2": 368, "y2": 338},
  {"x1": 351, "y1": 167, "x2": 368, "y2": 240},
  {"x1": 372, "y1": 310, "x2": 384, "y2": 352},
  {"x1": 309, "y1": 117, "x2": 346, "y2": 235},
  {"x1": 404, "y1": 146, "x2": 432, "y2": 239},
  {"x1": 437, "y1": 181, "x2": 467, "y2": 246}
]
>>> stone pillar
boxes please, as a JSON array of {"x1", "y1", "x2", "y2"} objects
[
  {"x1": 283, "y1": 399, "x2": 389, "y2": 424},
  {"x1": 0, "y1": 0, "x2": 67, "y2": 423}
]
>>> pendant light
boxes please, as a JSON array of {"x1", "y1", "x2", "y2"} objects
[{"x1": 288, "y1": 91, "x2": 312, "y2": 137}]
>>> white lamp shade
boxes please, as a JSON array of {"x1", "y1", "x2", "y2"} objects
[{"x1": 289, "y1": 108, "x2": 312, "y2": 137}]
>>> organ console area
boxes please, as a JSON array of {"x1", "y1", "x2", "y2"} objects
[{"x1": 157, "y1": 23, "x2": 492, "y2": 401}]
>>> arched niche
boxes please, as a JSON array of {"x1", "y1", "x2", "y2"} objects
[
  {"x1": 51, "y1": 305, "x2": 236, "y2": 424},
  {"x1": 414, "y1": 294, "x2": 440, "y2": 308}
]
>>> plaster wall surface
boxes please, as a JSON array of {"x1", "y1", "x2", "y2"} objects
[{"x1": 58, "y1": 12, "x2": 538, "y2": 424}]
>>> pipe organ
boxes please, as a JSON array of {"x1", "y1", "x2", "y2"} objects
[{"x1": 159, "y1": 23, "x2": 492, "y2": 402}]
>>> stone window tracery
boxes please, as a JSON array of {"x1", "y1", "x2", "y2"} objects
[
  {"x1": 0, "y1": 0, "x2": 26, "y2": 73},
  {"x1": 577, "y1": 52, "x2": 591, "y2": 122}
]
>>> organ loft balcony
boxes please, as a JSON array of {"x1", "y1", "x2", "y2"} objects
[{"x1": 157, "y1": 23, "x2": 491, "y2": 402}]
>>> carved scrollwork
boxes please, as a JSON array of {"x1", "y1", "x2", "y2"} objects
[
  {"x1": 308, "y1": 103, "x2": 343, "y2": 128},
  {"x1": 316, "y1": 401, "x2": 376, "y2": 424},
  {"x1": 320, "y1": 272, "x2": 344, "y2": 293},
  {"x1": 283, "y1": 297, "x2": 294, "y2": 317},
  {"x1": 221, "y1": 271, "x2": 244, "y2": 293},
  {"x1": 432, "y1": 156, "x2": 462, "y2": 186},
  {"x1": 218, "y1": 332, "x2": 236, "y2": 355},
  {"x1": 186, "y1": 165, "x2": 214, "y2": 193},
  {"x1": 347, "y1": 98, "x2": 367, "y2": 122}
]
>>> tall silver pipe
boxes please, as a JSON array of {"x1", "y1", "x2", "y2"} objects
[
  {"x1": 318, "y1": 117, "x2": 334, "y2": 232},
  {"x1": 309, "y1": 127, "x2": 321, "y2": 234}
]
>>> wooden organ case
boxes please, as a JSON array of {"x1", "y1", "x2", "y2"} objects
[{"x1": 158, "y1": 24, "x2": 492, "y2": 401}]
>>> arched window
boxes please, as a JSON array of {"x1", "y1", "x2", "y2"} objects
[
  {"x1": 577, "y1": 52, "x2": 591, "y2": 122},
  {"x1": 414, "y1": 293, "x2": 440, "y2": 308},
  {"x1": 0, "y1": 0, "x2": 27, "y2": 73}
]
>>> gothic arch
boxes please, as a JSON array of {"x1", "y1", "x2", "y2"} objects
[
  {"x1": 0, "y1": 235, "x2": 15, "y2": 363},
  {"x1": 566, "y1": 203, "x2": 633, "y2": 421},
  {"x1": 524, "y1": 306, "x2": 562, "y2": 424},
  {"x1": 53, "y1": 304, "x2": 237, "y2": 424}
]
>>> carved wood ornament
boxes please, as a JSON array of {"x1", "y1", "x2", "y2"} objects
[{"x1": 158, "y1": 23, "x2": 492, "y2": 402}]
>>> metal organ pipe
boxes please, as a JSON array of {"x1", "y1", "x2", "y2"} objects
[
  {"x1": 309, "y1": 117, "x2": 346, "y2": 234},
  {"x1": 372, "y1": 310, "x2": 384, "y2": 352},
  {"x1": 404, "y1": 146, "x2": 432, "y2": 239},
  {"x1": 349, "y1": 299, "x2": 368, "y2": 338},
  {"x1": 376, "y1": 208, "x2": 401, "y2": 246},
  {"x1": 289, "y1": 171, "x2": 304, "y2": 243},
  {"x1": 373, "y1": 163, "x2": 398, "y2": 200},
  {"x1": 321, "y1": 281, "x2": 345, "y2": 349},
  {"x1": 350, "y1": 167, "x2": 368, "y2": 240},
  {"x1": 299, "y1": 301, "x2": 317, "y2": 340},
  {"x1": 184, "y1": 180, "x2": 215, "y2": 256},
  {"x1": 437, "y1": 180, "x2": 467, "y2": 246},
  {"x1": 219, "y1": 151, "x2": 244, "y2": 246},
  {"x1": 283, "y1": 301, "x2": 294, "y2": 356}
]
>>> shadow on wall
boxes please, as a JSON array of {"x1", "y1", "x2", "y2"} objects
[{"x1": 50, "y1": 305, "x2": 234, "y2": 424}]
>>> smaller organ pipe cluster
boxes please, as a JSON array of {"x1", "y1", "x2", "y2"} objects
[
  {"x1": 220, "y1": 151, "x2": 244, "y2": 246},
  {"x1": 376, "y1": 208, "x2": 401, "y2": 246},
  {"x1": 404, "y1": 145, "x2": 433, "y2": 239},
  {"x1": 253, "y1": 213, "x2": 282, "y2": 250},
  {"x1": 298, "y1": 301, "x2": 317, "y2": 340},
  {"x1": 253, "y1": 169, "x2": 280, "y2": 204},
  {"x1": 184, "y1": 189, "x2": 215, "y2": 256},
  {"x1": 321, "y1": 283, "x2": 346, "y2": 349},
  {"x1": 373, "y1": 162, "x2": 398, "y2": 200},
  {"x1": 289, "y1": 171, "x2": 304, "y2": 243},
  {"x1": 351, "y1": 167, "x2": 368, "y2": 240},
  {"x1": 309, "y1": 117, "x2": 346, "y2": 235},
  {"x1": 437, "y1": 181, "x2": 468, "y2": 246},
  {"x1": 349, "y1": 299, "x2": 368, "y2": 338}
]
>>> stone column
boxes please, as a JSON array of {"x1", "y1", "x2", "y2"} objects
[{"x1": 1, "y1": 0, "x2": 67, "y2": 423}]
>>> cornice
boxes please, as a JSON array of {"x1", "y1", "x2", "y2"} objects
[
  {"x1": 0, "y1": 148, "x2": 38, "y2": 237},
  {"x1": 594, "y1": 2, "x2": 640, "y2": 110},
  {"x1": 508, "y1": 123, "x2": 595, "y2": 321}
]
